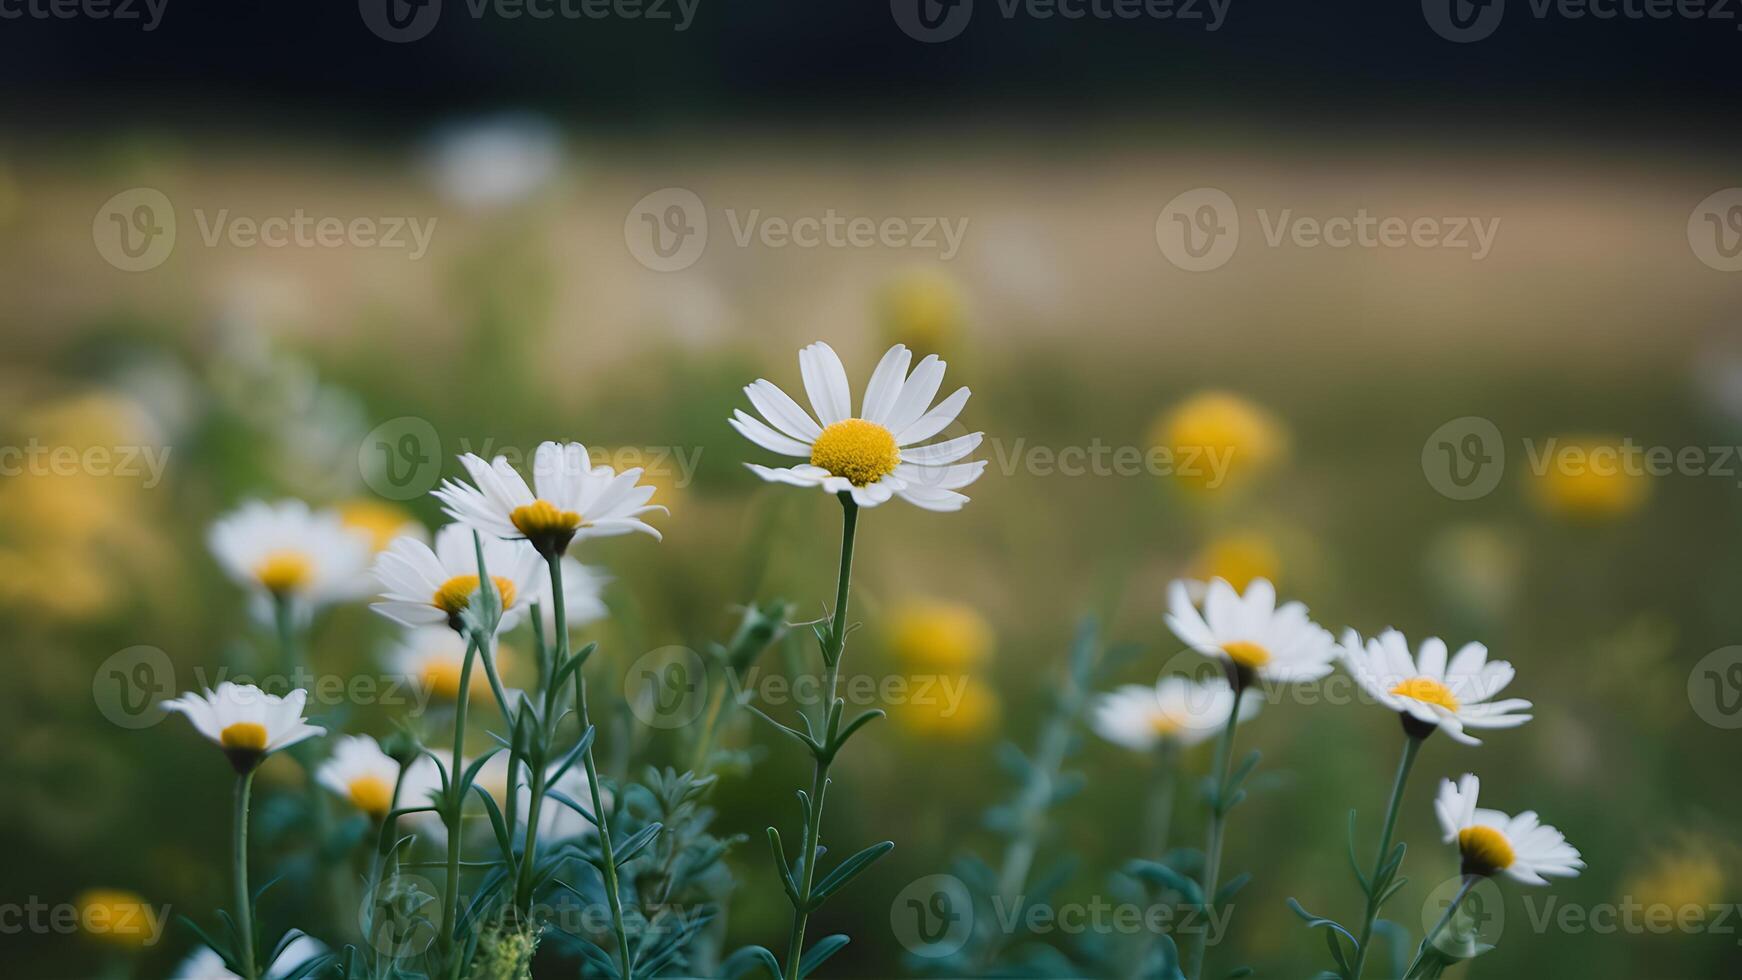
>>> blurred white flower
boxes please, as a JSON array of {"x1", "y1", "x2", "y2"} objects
[
  {"x1": 1434, "y1": 774, "x2": 1584, "y2": 885},
  {"x1": 209, "y1": 500, "x2": 372, "y2": 607},
  {"x1": 161, "y1": 683, "x2": 324, "y2": 773},
  {"x1": 372, "y1": 523, "x2": 541, "y2": 633},
  {"x1": 1092, "y1": 676, "x2": 1258, "y2": 752},
  {"x1": 1165, "y1": 577, "x2": 1336, "y2": 688},
  {"x1": 424, "y1": 113, "x2": 562, "y2": 211},
  {"x1": 1340, "y1": 629, "x2": 1532, "y2": 745}
]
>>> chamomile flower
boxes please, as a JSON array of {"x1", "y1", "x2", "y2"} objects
[
  {"x1": 1341, "y1": 629, "x2": 1533, "y2": 744},
  {"x1": 1434, "y1": 774, "x2": 1584, "y2": 884},
  {"x1": 316, "y1": 734, "x2": 440, "y2": 822},
  {"x1": 731, "y1": 341, "x2": 986, "y2": 511},
  {"x1": 1165, "y1": 578, "x2": 1336, "y2": 689},
  {"x1": 1092, "y1": 677, "x2": 1260, "y2": 752},
  {"x1": 535, "y1": 556, "x2": 610, "y2": 635},
  {"x1": 161, "y1": 683, "x2": 324, "y2": 773},
  {"x1": 372, "y1": 523, "x2": 541, "y2": 633},
  {"x1": 435, "y1": 442, "x2": 664, "y2": 557},
  {"x1": 208, "y1": 500, "x2": 371, "y2": 606},
  {"x1": 171, "y1": 934, "x2": 327, "y2": 980}
]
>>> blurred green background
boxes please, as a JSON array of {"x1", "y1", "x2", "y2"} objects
[{"x1": 3, "y1": 14, "x2": 1742, "y2": 973}]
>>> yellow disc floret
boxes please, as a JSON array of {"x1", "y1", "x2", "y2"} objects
[
  {"x1": 347, "y1": 774, "x2": 395, "y2": 820},
  {"x1": 1220, "y1": 641, "x2": 1271, "y2": 669},
  {"x1": 254, "y1": 551, "x2": 313, "y2": 594},
  {"x1": 1391, "y1": 676, "x2": 1461, "y2": 713},
  {"x1": 510, "y1": 499, "x2": 583, "y2": 540},
  {"x1": 810, "y1": 419, "x2": 901, "y2": 487},
  {"x1": 220, "y1": 722, "x2": 269, "y2": 752},
  {"x1": 1458, "y1": 825, "x2": 1516, "y2": 875},
  {"x1": 433, "y1": 574, "x2": 517, "y2": 617}
]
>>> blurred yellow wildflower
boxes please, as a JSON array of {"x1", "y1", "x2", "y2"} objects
[
  {"x1": 877, "y1": 268, "x2": 966, "y2": 356},
  {"x1": 338, "y1": 499, "x2": 422, "y2": 552},
  {"x1": 74, "y1": 888, "x2": 159, "y2": 949},
  {"x1": 1624, "y1": 843, "x2": 1726, "y2": 911},
  {"x1": 892, "y1": 674, "x2": 999, "y2": 740},
  {"x1": 886, "y1": 599, "x2": 994, "y2": 670},
  {"x1": 1527, "y1": 435, "x2": 1650, "y2": 520},
  {"x1": 1187, "y1": 531, "x2": 1281, "y2": 591},
  {"x1": 1149, "y1": 391, "x2": 1288, "y2": 494}
]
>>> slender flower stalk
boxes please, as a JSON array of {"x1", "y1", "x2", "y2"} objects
[
  {"x1": 781, "y1": 495, "x2": 859, "y2": 980},
  {"x1": 438, "y1": 629, "x2": 480, "y2": 973},
  {"x1": 233, "y1": 770, "x2": 258, "y2": 980},
  {"x1": 1350, "y1": 733, "x2": 1424, "y2": 979},
  {"x1": 1185, "y1": 691, "x2": 1244, "y2": 980},
  {"x1": 1403, "y1": 875, "x2": 1478, "y2": 978}
]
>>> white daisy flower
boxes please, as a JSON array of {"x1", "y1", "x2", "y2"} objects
[
  {"x1": 1165, "y1": 577, "x2": 1336, "y2": 689},
  {"x1": 316, "y1": 734, "x2": 441, "y2": 822},
  {"x1": 208, "y1": 500, "x2": 372, "y2": 606},
  {"x1": 1434, "y1": 774, "x2": 1584, "y2": 884},
  {"x1": 434, "y1": 442, "x2": 664, "y2": 557},
  {"x1": 371, "y1": 523, "x2": 541, "y2": 633},
  {"x1": 535, "y1": 557, "x2": 610, "y2": 635},
  {"x1": 1092, "y1": 676, "x2": 1260, "y2": 752},
  {"x1": 171, "y1": 934, "x2": 327, "y2": 980},
  {"x1": 731, "y1": 341, "x2": 987, "y2": 511},
  {"x1": 1341, "y1": 629, "x2": 1533, "y2": 745},
  {"x1": 161, "y1": 683, "x2": 324, "y2": 773}
]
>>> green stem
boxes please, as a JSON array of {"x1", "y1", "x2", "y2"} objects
[
  {"x1": 577, "y1": 670, "x2": 634, "y2": 980},
  {"x1": 1185, "y1": 693, "x2": 1243, "y2": 980},
  {"x1": 1404, "y1": 875, "x2": 1478, "y2": 978},
  {"x1": 1351, "y1": 734, "x2": 1424, "y2": 979},
  {"x1": 439, "y1": 630, "x2": 481, "y2": 975},
  {"x1": 233, "y1": 770, "x2": 258, "y2": 980},
  {"x1": 782, "y1": 495, "x2": 858, "y2": 980}
]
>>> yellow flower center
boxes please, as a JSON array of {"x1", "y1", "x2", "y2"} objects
[
  {"x1": 510, "y1": 499, "x2": 583, "y2": 539},
  {"x1": 1458, "y1": 825, "x2": 1516, "y2": 874},
  {"x1": 254, "y1": 551, "x2": 313, "y2": 594},
  {"x1": 75, "y1": 889, "x2": 157, "y2": 948},
  {"x1": 422, "y1": 658, "x2": 465, "y2": 700},
  {"x1": 339, "y1": 500, "x2": 412, "y2": 552},
  {"x1": 1390, "y1": 676, "x2": 1461, "y2": 712},
  {"x1": 810, "y1": 418, "x2": 901, "y2": 487},
  {"x1": 1220, "y1": 641, "x2": 1271, "y2": 669},
  {"x1": 432, "y1": 574, "x2": 517, "y2": 616},
  {"x1": 220, "y1": 722, "x2": 269, "y2": 752},
  {"x1": 1150, "y1": 714, "x2": 1182, "y2": 736},
  {"x1": 347, "y1": 774, "x2": 395, "y2": 819}
]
